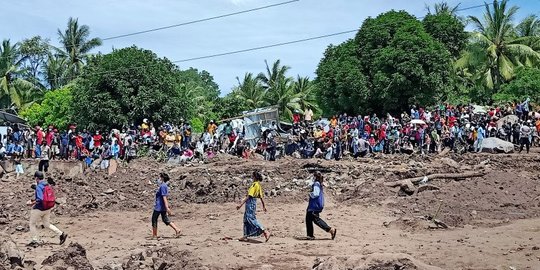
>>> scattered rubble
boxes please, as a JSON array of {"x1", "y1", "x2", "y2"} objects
[
  {"x1": 41, "y1": 243, "x2": 94, "y2": 270},
  {"x1": 313, "y1": 253, "x2": 443, "y2": 270}
]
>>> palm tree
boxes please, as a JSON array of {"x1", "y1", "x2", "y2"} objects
[
  {"x1": 426, "y1": 2, "x2": 460, "y2": 16},
  {"x1": 516, "y1": 15, "x2": 540, "y2": 37},
  {"x1": 43, "y1": 53, "x2": 70, "y2": 90},
  {"x1": 257, "y1": 60, "x2": 290, "y2": 92},
  {"x1": 292, "y1": 76, "x2": 319, "y2": 114},
  {"x1": 269, "y1": 77, "x2": 301, "y2": 120},
  {"x1": 234, "y1": 73, "x2": 267, "y2": 109},
  {"x1": 457, "y1": 0, "x2": 540, "y2": 92},
  {"x1": 57, "y1": 17, "x2": 102, "y2": 76},
  {"x1": 0, "y1": 39, "x2": 37, "y2": 109}
]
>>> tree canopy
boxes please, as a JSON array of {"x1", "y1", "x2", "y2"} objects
[{"x1": 73, "y1": 46, "x2": 195, "y2": 130}]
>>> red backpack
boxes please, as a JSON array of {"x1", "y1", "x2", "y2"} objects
[{"x1": 42, "y1": 185, "x2": 56, "y2": 210}]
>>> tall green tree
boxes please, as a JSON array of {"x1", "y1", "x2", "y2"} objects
[
  {"x1": 494, "y1": 67, "x2": 540, "y2": 103},
  {"x1": 0, "y1": 39, "x2": 38, "y2": 110},
  {"x1": 20, "y1": 85, "x2": 74, "y2": 129},
  {"x1": 315, "y1": 40, "x2": 369, "y2": 116},
  {"x1": 257, "y1": 59, "x2": 290, "y2": 93},
  {"x1": 234, "y1": 73, "x2": 266, "y2": 109},
  {"x1": 19, "y1": 36, "x2": 51, "y2": 81},
  {"x1": 57, "y1": 17, "x2": 102, "y2": 76},
  {"x1": 457, "y1": 0, "x2": 540, "y2": 92},
  {"x1": 423, "y1": 10, "x2": 467, "y2": 58},
  {"x1": 73, "y1": 46, "x2": 188, "y2": 130},
  {"x1": 43, "y1": 53, "x2": 70, "y2": 90},
  {"x1": 292, "y1": 76, "x2": 318, "y2": 114},
  {"x1": 516, "y1": 15, "x2": 540, "y2": 37},
  {"x1": 355, "y1": 11, "x2": 452, "y2": 113}
]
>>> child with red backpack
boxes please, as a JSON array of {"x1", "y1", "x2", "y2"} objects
[{"x1": 28, "y1": 171, "x2": 67, "y2": 247}]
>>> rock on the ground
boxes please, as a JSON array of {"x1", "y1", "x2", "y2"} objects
[
  {"x1": 41, "y1": 242, "x2": 94, "y2": 270},
  {"x1": 122, "y1": 246, "x2": 206, "y2": 270},
  {"x1": 0, "y1": 232, "x2": 24, "y2": 269},
  {"x1": 480, "y1": 137, "x2": 514, "y2": 153},
  {"x1": 313, "y1": 253, "x2": 443, "y2": 270}
]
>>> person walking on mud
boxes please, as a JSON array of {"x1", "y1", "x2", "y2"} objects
[
  {"x1": 236, "y1": 170, "x2": 271, "y2": 242},
  {"x1": 28, "y1": 171, "x2": 68, "y2": 247},
  {"x1": 151, "y1": 172, "x2": 181, "y2": 239},
  {"x1": 305, "y1": 172, "x2": 337, "y2": 240}
]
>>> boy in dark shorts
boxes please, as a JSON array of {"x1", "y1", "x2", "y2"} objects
[{"x1": 151, "y1": 172, "x2": 181, "y2": 239}]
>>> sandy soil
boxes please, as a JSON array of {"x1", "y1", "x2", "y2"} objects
[
  {"x1": 10, "y1": 202, "x2": 540, "y2": 269},
  {"x1": 1, "y1": 152, "x2": 540, "y2": 269}
]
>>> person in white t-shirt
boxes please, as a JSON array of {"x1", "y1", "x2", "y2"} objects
[{"x1": 305, "y1": 109, "x2": 313, "y2": 122}]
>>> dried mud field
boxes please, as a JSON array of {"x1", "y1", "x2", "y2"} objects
[{"x1": 1, "y1": 152, "x2": 540, "y2": 269}]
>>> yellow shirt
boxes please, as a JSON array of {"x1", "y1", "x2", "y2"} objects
[{"x1": 248, "y1": 181, "x2": 263, "y2": 198}]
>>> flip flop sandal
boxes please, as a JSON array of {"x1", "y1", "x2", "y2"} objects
[{"x1": 331, "y1": 229, "x2": 337, "y2": 240}]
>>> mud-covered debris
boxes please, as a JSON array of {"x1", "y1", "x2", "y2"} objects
[{"x1": 41, "y1": 242, "x2": 94, "y2": 270}]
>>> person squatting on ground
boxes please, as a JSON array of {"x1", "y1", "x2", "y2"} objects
[
  {"x1": 151, "y1": 172, "x2": 181, "y2": 239},
  {"x1": 28, "y1": 171, "x2": 67, "y2": 247},
  {"x1": 236, "y1": 170, "x2": 271, "y2": 242},
  {"x1": 306, "y1": 172, "x2": 337, "y2": 240}
]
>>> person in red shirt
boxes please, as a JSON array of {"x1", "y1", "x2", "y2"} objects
[
  {"x1": 36, "y1": 127, "x2": 44, "y2": 146},
  {"x1": 364, "y1": 124, "x2": 371, "y2": 136},
  {"x1": 327, "y1": 128, "x2": 334, "y2": 139},
  {"x1": 293, "y1": 111, "x2": 301, "y2": 124},
  {"x1": 45, "y1": 128, "x2": 54, "y2": 147},
  {"x1": 448, "y1": 115, "x2": 456, "y2": 128},
  {"x1": 93, "y1": 131, "x2": 103, "y2": 148},
  {"x1": 75, "y1": 133, "x2": 84, "y2": 149}
]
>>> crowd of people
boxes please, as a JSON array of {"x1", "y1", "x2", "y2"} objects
[
  {"x1": 244, "y1": 101, "x2": 539, "y2": 161},
  {"x1": 1, "y1": 100, "x2": 538, "y2": 173}
]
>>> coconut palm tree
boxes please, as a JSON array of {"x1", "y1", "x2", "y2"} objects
[
  {"x1": 292, "y1": 76, "x2": 319, "y2": 114},
  {"x1": 516, "y1": 15, "x2": 540, "y2": 37},
  {"x1": 426, "y1": 2, "x2": 461, "y2": 16},
  {"x1": 57, "y1": 17, "x2": 102, "y2": 76},
  {"x1": 0, "y1": 39, "x2": 38, "y2": 109},
  {"x1": 269, "y1": 77, "x2": 301, "y2": 120},
  {"x1": 257, "y1": 60, "x2": 290, "y2": 93},
  {"x1": 457, "y1": 0, "x2": 540, "y2": 92},
  {"x1": 234, "y1": 73, "x2": 267, "y2": 109},
  {"x1": 42, "y1": 53, "x2": 70, "y2": 90}
]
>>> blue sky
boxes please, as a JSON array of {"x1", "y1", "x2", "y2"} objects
[{"x1": 2, "y1": 0, "x2": 539, "y2": 95}]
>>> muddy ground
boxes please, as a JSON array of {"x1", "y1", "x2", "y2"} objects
[{"x1": 1, "y1": 151, "x2": 540, "y2": 269}]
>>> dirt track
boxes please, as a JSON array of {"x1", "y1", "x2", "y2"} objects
[{"x1": 1, "y1": 152, "x2": 540, "y2": 269}]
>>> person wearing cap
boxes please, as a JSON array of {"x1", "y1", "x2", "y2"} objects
[
  {"x1": 28, "y1": 171, "x2": 67, "y2": 247},
  {"x1": 151, "y1": 172, "x2": 181, "y2": 239}
]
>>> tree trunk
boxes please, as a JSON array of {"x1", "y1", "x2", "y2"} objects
[{"x1": 384, "y1": 171, "x2": 486, "y2": 187}]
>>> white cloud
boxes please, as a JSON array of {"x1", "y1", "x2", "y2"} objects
[{"x1": 229, "y1": 0, "x2": 253, "y2": 6}]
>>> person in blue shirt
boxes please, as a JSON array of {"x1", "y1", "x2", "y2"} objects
[
  {"x1": 151, "y1": 172, "x2": 181, "y2": 239},
  {"x1": 28, "y1": 171, "x2": 67, "y2": 247},
  {"x1": 306, "y1": 172, "x2": 336, "y2": 240}
]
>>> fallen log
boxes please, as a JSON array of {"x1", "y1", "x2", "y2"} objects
[{"x1": 385, "y1": 171, "x2": 487, "y2": 188}]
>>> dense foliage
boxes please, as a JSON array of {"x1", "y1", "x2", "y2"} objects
[
  {"x1": 494, "y1": 67, "x2": 540, "y2": 104},
  {"x1": 316, "y1": 11, "x2": 452, "y2": 115},
  {"x1": 72, "y1": 46, "x2": 220, "y2": 130},
  {"x1": 20, "y1": 85, "x2": 73, "y2": 129}
]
